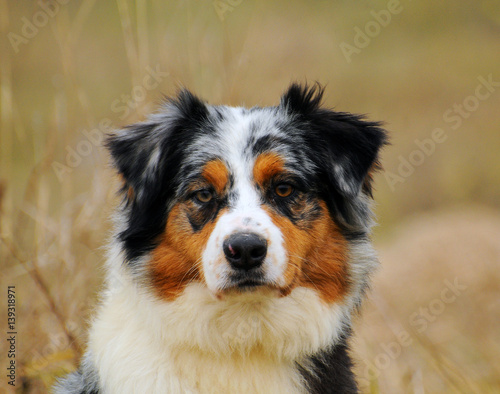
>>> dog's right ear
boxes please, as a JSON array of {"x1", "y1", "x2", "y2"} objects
[
  {"x1": 105, "y1": 90, "x2": 209, "y2": 206},
  {"x1": 106, "y1": 90, "x2": 210, "y2": 261}
]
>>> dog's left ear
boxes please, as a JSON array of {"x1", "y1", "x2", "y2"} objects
[{"x1": 280, "y1": 83, "x2": 387, "y2": 198}]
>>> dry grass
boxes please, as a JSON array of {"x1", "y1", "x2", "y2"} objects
[
  {"x1": 1, "y1": 0, "x2": 499, "y2": 392},
  {"x1": 353, "y1": 206, "x2": 500, "y2": 393}
]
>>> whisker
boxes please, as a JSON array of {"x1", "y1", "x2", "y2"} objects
[
  {"x1": 284, "y1": 259, "x2": 323, "y2": 296},
  {"x1": 175, "y1": 258, "x2": 202, "y2": 293}
]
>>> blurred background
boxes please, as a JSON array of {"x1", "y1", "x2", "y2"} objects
[{"x1": 1, "y1": 0, "x2": 499, "y2": 392}]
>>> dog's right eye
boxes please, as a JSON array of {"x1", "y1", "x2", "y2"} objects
[
  {"x1": 274, "y1": 183, "x2": 294, "y2": 198},
  {"x1": 194, "y1": 189, "x2": 213, "y2": 204}
]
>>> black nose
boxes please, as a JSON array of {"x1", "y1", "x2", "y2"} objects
[{"x1": 223, "y1": 233, "x2": 268, "y2": 271}]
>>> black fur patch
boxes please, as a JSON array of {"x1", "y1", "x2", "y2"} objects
[{"x1": 300, "y1": 335, "x2": 359, "y2": 394}]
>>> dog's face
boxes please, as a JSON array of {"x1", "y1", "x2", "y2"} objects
[{"x1": 107, "y1": 84, "x2": 386, "y2": 304}]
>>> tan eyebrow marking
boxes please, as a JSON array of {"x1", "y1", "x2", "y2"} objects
[
  {"x1": 201, "y1": 160, "x2": 229, "y2": 193},
  {"x1": 253, "y1": 152, "x2": 286, "y2": 187}
]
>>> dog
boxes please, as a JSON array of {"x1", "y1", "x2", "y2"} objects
[{"x1": 55, "y1": 83, "x2": 386, "y2": 393}]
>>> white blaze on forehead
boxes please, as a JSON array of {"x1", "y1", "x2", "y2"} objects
[{"x1": 200, "y1": 107, "x2": 288, "y2": 293}]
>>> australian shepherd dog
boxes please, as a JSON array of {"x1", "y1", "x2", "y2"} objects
[{"x1": 56, "y1": 84, "x2": 386, "y2": 393}]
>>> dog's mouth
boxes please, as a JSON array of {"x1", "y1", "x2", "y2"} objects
[
  {"x1": 213, "y1": 274, "x2": 292, "y2": 300},
  {"x1": 222, "y1": 271, "x2": 272, "y2": 293},
  {"x1": 235, "y1": 279, "x2": 265, "y2": 289}
]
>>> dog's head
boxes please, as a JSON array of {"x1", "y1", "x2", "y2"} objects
[{"x1": 107, "y1": 84, "x2": 386, "y2": 304}]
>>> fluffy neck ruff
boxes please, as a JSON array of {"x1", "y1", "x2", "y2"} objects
[{"x1": 88, "y1": 261, "x2": 352, "y2": 393}]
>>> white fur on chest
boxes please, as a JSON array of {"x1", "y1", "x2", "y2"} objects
[{"x1": 88, "y1": 266, "x2": 349, "y2": 394}]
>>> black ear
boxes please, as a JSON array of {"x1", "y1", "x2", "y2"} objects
[
  {"x1": 105, "y1": 90, "x2": 209, "y2": 261},
  {"x1": 280, "y1": 82, "x2": 325, "y2": 115},
  {"x1": 281, "y1": 83, "x2": 387, "y2": 226},
  {"x1": 281, "y1": 83, "x2": 387, "y2": 197},
  {"x1": 313, "y1": 110, "x2": 387, "y2": 198},
  {"x1": 106, "y1": 89, "x2": 209, "y2": 206}
]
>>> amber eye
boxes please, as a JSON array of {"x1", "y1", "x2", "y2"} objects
[
  {"x1": 274, "y1": 183, "x2": 294, "y2": 198},
  {"x1": 194, "y1": 189, "x2": 213, "y2": 203}
]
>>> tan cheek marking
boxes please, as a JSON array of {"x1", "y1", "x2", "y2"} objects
[
  {"x1": 264, "y1": 208, "x2": 309, "y2": 292},
  {"x1": 149, "y1": 204, "x2": 226, "y2": 300},
  {"x1": 300, "y1": 208, "x2": 349, "y2": 304},
  {"x1": 202, "y1": 160, "x2": 229, "y2": 193},
  {"x1": 266, "y1": 203, "x2": 349, "y2": 303},
  {"x1": 253, "y1": 152, "x2": 286, "y2": 187}
]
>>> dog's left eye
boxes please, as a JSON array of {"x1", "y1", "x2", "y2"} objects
[
  {"x1": 194, "y1": 189, "x2": 213, "y2": 204},
  {"x1": 274, "y1": 183, "x2": 294, "y2": 198}
]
